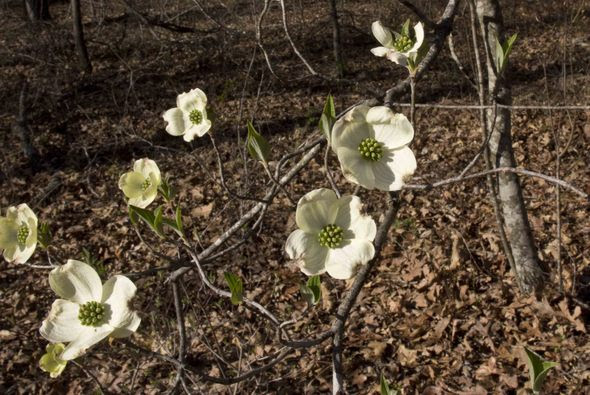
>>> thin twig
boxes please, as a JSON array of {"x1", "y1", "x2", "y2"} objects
[
  {"x1": 405, "y1": 167, "x2": 588, "y2": 199},
  {"x1": 323, "y1": 143, "x2": 341, "y2": 198}
]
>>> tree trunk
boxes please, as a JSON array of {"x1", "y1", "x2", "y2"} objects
[
  {"x1": 476, "y1": 0, "x2": 545, "y2": 293},
  {"x1": 23, "y1": 0, "x2": 50, "y2": 22},
  {"x1": 71, "y1": 0, "x2": 92, "y2": 73},
  {"x1": 328, "y1": 0, "x2": 344, "y2": 78}
]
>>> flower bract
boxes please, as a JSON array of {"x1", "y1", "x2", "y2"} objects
[
  {"x1": 39, "y1": 343, "x2": 67, "y2": 378},
  {"x1": 331, "y1": 105, "x2": 417, "y2": 191},
  {"x1": 371, "y1": 20, "x2": 424, "y2": 67},
  {"x1": 0, "y1": 203, "x2": 38, "y2": 263},
  {"x1": 40, "y1": 259, "x2": 141, "y2": 360},
  {"x1": 285, "y1": 189, "x2": 376, "y2": 280},
  {"x1": 118, "y1": 158, "x2": 161, "y2": 208},
  {"x1": 163, "y1": 88, "x2": 212, "y2": 141}
]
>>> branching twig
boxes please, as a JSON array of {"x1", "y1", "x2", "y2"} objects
[{"x1": 405, "y1": 167, "x2": 588, "y2": 199}]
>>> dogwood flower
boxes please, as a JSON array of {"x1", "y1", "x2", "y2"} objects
[
  {"x1": 0, "y1": 203, "x2": 37, "y2": 263},
  {"x1": 39, "y1": 343, "x2": 67, "y2": 378},
  {"x1": 163, "y1": 88, "x2": 212, "y2": 141},
  {"x1": 40, "y1": 260, "x2": 140, "y2": 360},
  {"x1": 118, "y1": 158, "x2": 161, "y2": 208},
  {"x1": 285, "y1": 189, "x2": 376, "y2": 280},
  {"x1": 331, "y1": 105, "x2": 417, "y2": 191},
  {"x1": 371, "y1": 20, "x2": 424, "y2": 68}
]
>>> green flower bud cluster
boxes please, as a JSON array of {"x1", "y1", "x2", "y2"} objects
[
  {"x1": 17, "y1": 225, "x2": 29, "y2": 245},
  {"x1": 358, "y1": 138, "x2": 383, "y2": 161},
  {"x1": 318, "y1": 224, "x2": 344, "y2": 248},
  {"x1": 78, "y1": 301, "x2": 106, "y2": 326},
  {"x1": 141, "y1": 178, "x2": 151, "y2": 191},
  {"x1": 394, "y1": 35, "x2": 414, "y2": 52},
  {"x1": 189, "y1": 109, "x2": 203, "y2": 125}
]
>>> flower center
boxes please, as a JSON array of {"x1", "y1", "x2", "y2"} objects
[
  {"x1": 189, "y1": 109, "x2": 203, "y2": 125},
  {"x1": 78, "y1": 301, "x2": 106, "y2": 326},
  {"x1": 141, "y1": 178, "x2": 151, "y2": 191},
  {"x1": 358, "y1": 138, "x2": 384, "y2": 161},
  {"x1": 393, "y1": 35, "x2": 414, "y2": 52},
  {"x1": 317, "y1": 224, "x2": 344, "y2": 249},
  {"x1": 17, "y1": 225, "x2": 29, "y2": 245}
]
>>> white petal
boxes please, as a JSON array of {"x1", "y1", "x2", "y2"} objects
[
  {"x1": 333, "y1": 196, "x2": 376, "y2": 241},
  {"x1": 101, "y1": 275, "x2": 138, "y2": 329},
  {"x1": 333, "y1": 195, "x2": 361, "y2": 230},
  {"x1": 409, "y1": 22, "x2": 425, "y2": 53},
  {"x1": 183, "y1": 120, "x2": 211, "y2": 141},
  {"x1": 325, "y1": 240, "x2": 375, "y2": 279},
  {"x1": 2, "y1": 245, "x2": 17, "y2": 262},
  {"x1": 16, "y1": 204, "x2": 37, "y2": 228},
  {"x1": 40, "y1": 299, "x2": 84, "y2": 343},
  {"x1": 372, "y1": 150, "x2": 398, "y2": 191},
  {"x1": 371, "y1": 21, "x2": 393, "y2": 48},
  {"x1": 285, "y1": 229, "x2": 309, "y2": 260},
  {"x1": 391, "y1": 146, "x2": 417, "y2": 190},
  {"x1": 370, "y1": 47, "x2": 391, "y2": 57},
  {"x1": 332, "y1": 108, "x2": 371, "y2": 152},
  {"x1": 60, "y1": 324, "x2": 113, "y2": 360},
  {"x1": 110, "y1": 313, "x2": 141, "y2": 338},
  {"x1": 386, "y1": 52, "x2": 408, "y2": 66},
  {"x1": 49, "y1": 260, "x2": 103, "y2": 304},
  {"x1": 128, "y1": 195, "x2": 153, "y2": 209},
  {"x1": 373, "y1": 113, "x2": 414, "y2": 150},
  {"x1": 134, "y1": 159, "x2": 161, "y2": 185},
  {"x1": 0, "y1": 218, "x2": 18, "y2": 251},
  {"x1": 295, "y1": 189, "x2": 338, "y2": 233},
  {"x1": 299, "y1": 239, "x2": 328, "y2": 276},
  {"x1": 12, "y1": 243, "x2": 36, "y2": 264},
  {"x1": 163, "y1": 107, "x2": 186, "y2": 136},
  {"x1": 119, "y1": 171, "x2": 145, "y2": 200},
  {"x1": 176, "y1": 88, "x2": 207, "y2": 113},
  {"x1": 366, "y1": 106, "x2": 395, "y2": 124},
  {"x1": 336, "y1": 147, "x2": 375, "y2": 190}
]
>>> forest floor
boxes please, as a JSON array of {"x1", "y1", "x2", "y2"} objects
[{"x1": 0, "y1": 0, "x2": 589, "y2": 394}]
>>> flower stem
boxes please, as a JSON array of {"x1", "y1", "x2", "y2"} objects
[{"x1": 410, "y1": 74, "x2": 416, "y2": 128}]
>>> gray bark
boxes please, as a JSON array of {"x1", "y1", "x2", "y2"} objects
[
  {"x1": 13, "y1": 82, "x2": 38, "y2": 165},
  {"x1": 328, "y1": 0, "x2": 344, "y2": 78},
  {"x1": 72, "y1": 0, "x2": 92, "y2": 73},
  {"x1": 23, "y1": 0, "x2": 50, "y2": 22},
  {"x1": 476, "y1": 0, "x2": 545, "y2": 293}
]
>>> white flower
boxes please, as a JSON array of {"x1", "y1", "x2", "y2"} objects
[
  {"x1": 371, "y1": 20, "x2": 424, "y2": 67},
  {"x1": 331, "y1": 105, "x2": 417, "y2": 191},
  {"x1": 40, "y1": 259, "x2": 141, "y2": 361},
  {"x1": 118, "y1": 158, "x2": 161, "y2": 208},
  {"x1": 163, "y1": 88, "x2": 212, "y2": 141},
  {"x1": 0, "y1": 203, "x2": 37, "y2": 263},
  {"x1": 285, "y1": 189, "x2": 376, "y2": 280},
  {"x1": 39, "y1": 343, "x2": 67, "y2": 378}
]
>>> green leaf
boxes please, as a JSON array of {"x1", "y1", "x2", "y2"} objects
[
  {"x1": 523, "y1": 346, "x2": 558, "y2": 393},
  {"x1": 494, "y1": 33, "x2": 518, "y2": 74},
  {"x1": 224, "y1": 272, "x2": 243, "y2": 305},
  {"x1": 153, "y1": 206, "x2": 163, "y2": 232},
  {"x1": 37, "y1": 223, "x2": 52, "y2": 249},
  {"x1": 380, "y1": 374, "x2": 399, "y2": 395},
  {"x1": 158, "y1": 177, "x2": 174, "y2": 202},
  {"x1": 323, "y1": 93, "x2": 336, "y2": 118},
  {"x1": 129, "y1": 205, "x2": 164, "y2": 237},
  {"x1": 494, "y1": 35, "x2": 504, "y2": 74},
  {"x1": 300, "y1": 275, "x2": 321, "y2": 306},
  {"x1": 246, "y1": 121, "x2": 270, "y2": 162},
  {"x1": 175, "y1": 206, "x2": 184, "y2": 235},
  {"x1": 501, "y1": 33, "x2": 518, "y2": 71},
  {"x1": 318, "y1": 94, "x2": 335, "y2": 143}
]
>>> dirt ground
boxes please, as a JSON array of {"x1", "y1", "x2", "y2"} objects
[{"x1": 0, "y1": 0, "x2": 589, "y2": 393}]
